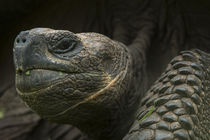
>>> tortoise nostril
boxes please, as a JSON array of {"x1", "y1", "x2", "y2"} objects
[
  {"x1": 16, "y1": 38, "x2": 20, "y2": 43},
  {"x1": 22, "y1": 38, "x2": 26, "y2": 43},
  {"x1": 16, "y1": 31, "x2": 29, "y2": 44},
  {"x1": 16, "y1": 37, "x2": 27, "y2": 44}
]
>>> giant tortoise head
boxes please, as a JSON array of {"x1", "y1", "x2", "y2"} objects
[{"x1": 13, "y1": 28, "x2": 133, "y2": 131}]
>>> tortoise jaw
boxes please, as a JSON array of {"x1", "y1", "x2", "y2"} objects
[{"x1": 15, "y1": 69, "x2": 68, "y2": 93}]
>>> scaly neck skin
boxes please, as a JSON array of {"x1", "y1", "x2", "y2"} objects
[
  {"x1": 81, "y1": 44, "x2": 149, "y2": 140},
  {"x1": 53, "y1": 46, "x2": 143, "y2": 140},
  {"x1": 74, "y1": 72, "x2": 136, "y2": 140}
]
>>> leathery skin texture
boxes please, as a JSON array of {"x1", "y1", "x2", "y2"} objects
[
  {"x1": 13, "y1": 28, "x2": 209, "y2": 140},
  {"x1": 124, "y1": 50, "x2": 210, "y2": 140}
]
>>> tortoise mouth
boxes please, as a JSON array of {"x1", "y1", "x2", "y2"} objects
[{"x1": 15, "y1": 69, "x2": 69, "y2": 93}]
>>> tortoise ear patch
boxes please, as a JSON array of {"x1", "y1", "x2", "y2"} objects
[{"x1": 102, "y1": 55, "x2": 114, "y2": 75}]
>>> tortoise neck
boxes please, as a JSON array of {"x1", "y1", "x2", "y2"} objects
[
  {"x1": 53, "y1": 43, "x2": 147, "y2": 140},
  {"x1": 65, "y1": 48, "x2": 140, "y2": 140}
]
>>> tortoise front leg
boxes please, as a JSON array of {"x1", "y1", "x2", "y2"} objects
[{"x1": 124, "y1": 49, "x2": 210, "y2": 140}]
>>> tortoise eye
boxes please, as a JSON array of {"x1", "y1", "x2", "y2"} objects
[{"x1": 50, "y1": 38, "x2": 77, "y2": 53}]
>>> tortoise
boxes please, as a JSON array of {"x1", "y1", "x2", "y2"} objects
[{"x1": 13, "y1": 28, "x2": 210, "y2": 140}]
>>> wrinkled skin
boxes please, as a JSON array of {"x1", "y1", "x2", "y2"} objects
[{"x1": 13, "y1": 28, "x2": 210, "y2": 140}]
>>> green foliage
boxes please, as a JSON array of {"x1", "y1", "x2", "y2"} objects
[
  {"x1": 25, "y1": 70, "x2": 30, "y2": 75},
  {"x1": 139, "y1": 105, "x2": 155, "y2": 123},
  {"x1": 0, "y1": 107, "x2": 5, "y2": 119},
  {"x1": 59, "y1": 71, "x2": 63, "y2": 76}
]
